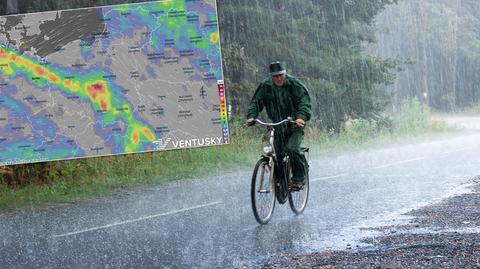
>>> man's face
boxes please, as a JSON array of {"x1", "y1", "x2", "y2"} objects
[{"x1": 272, "y1": 74, "x2": 286, "y2": 87}]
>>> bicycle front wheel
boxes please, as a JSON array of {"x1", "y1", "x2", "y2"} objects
[{"x1": 251, "y1": 158, "x2": 276, "y2": 224}]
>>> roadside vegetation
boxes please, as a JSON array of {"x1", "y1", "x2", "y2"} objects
[
  {"x1": 0, "y1": 99, "x2": 452, "y2": 212},
  {"x1": 308, "y1": 98, "x2": 452, "y2": 154}
]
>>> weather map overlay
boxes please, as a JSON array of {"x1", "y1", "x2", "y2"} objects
[{"x1": 0, "y1": 0, "x2": 228, "y2": 165}]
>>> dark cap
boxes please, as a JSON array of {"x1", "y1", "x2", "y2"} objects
[{"x1": 269, "y1": 61, "x2": 286, "y2": 76}]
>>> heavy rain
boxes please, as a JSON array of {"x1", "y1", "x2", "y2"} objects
[{"x1": 0, "y1": 0, "x2": 479, "y2": 268}]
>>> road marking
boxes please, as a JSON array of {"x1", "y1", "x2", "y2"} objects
[
  {"x1": 311, "y1": 174, "x2": 348, "y2": 182},
  {"x1": 373, "y1": 157, "x2": 425, "y2": 170},
  {"x1": 309, "y1": 148, "x2": 472, "y2": 180},
  {"x1": 53, "y1": 201, "x2": 223, "y2": 238},
  {"x1": 372, "y1": 147, "x2": 471, "y2": 170},
  {"x1": 437, "y1": 147, "x2": 470, "y2": 156}
]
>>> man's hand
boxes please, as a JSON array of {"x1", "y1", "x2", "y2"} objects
[
  {"x1": 245, "y1": 118, "x2": 256, "y2": 126},
  {"x1": 295, "y1": 118, "x2": 305, "y2": 127}
]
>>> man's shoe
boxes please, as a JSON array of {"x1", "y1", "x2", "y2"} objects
[{"x1": 289, "y1": 178, "x2": 305, "y2": 191}]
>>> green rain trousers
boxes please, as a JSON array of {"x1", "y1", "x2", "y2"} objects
[{"x1": 274, "y1": 127, "x2": 306, "y2": 181}]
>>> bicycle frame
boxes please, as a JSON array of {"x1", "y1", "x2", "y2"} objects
[{"x1": 255, "y1": 118, "x2": 294, "y2": 199}]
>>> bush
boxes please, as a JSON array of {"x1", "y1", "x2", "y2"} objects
[
  {"x1": 392, "y1": 98, "x2": 430, "y2": 134},
  {"x1": 342, "y1": 118, "x2": 379, "y2": 143}
]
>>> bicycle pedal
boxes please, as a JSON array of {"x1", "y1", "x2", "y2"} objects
[{"x1": 289, "y1": 183, "x2": 304, "y2": 192}]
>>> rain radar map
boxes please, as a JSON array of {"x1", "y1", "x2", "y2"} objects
[{"x1": 0, "y1": 0, "x2": 228, "y2": 165}]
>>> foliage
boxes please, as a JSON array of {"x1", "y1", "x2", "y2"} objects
[
  {"x1": 219, "y1": 0, "x2": 398, "y2": 131},
  {"x1": 342, "y1": 118, "x2": 378, "y2": 143},
  {"x1": 386, "y1": 97, "x2": 449, "y2": 137},
  {"x1": 392, "y1": 98, "x2": 430, "y2": 134}
]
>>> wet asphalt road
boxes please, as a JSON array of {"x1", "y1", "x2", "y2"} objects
[{"x1": 2, "y1": 133, "x2": 480, "y2": 268}]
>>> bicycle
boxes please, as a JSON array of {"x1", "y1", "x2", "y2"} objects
[{"x1": 250, "y1": 117, "x2": 310, "y2": 224}]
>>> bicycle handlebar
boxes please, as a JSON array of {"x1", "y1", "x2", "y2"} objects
[{"x1": 254, "y1": 117, "x2": 295, "y2": 127}]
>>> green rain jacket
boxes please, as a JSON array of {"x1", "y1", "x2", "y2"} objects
[{"x1": 246, "y1": 74, "x2": 312, "y2": 125}]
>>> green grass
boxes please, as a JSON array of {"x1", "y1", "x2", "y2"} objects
[{"x1": 0, "y1": 99, "x2": 456, "y2": 213}]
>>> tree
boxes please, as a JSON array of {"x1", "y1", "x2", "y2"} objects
[{"x1": 218, "y1": 0, "x2": 398, "y2": 130}]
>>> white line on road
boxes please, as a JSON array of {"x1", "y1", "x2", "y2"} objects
[
  {"x1": 437, "y1": 147, "x2": 470, "y2": 156},
  {"x1": 311, "y1": 173, "x2": 348, "y2": 182},
  {"x1": 309, "y1": 148, "x2": 472, "y2": 181},
  {"x1": 53, "y1": 201, "x2": 223, "y2": 238},
  {"x1": 373, "y1": 157, "x2": 425, "y2": 170},
  {"x1": 372, "y1": 147, "x2": 472, "y2": 170}
]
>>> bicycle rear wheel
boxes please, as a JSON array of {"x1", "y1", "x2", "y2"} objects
[
  {"x1": 251, "y1": 158, "x2": 276, "y2": 224},
  {"x1": 289, "y1": 154, "x2": 310, "y2": 215}
]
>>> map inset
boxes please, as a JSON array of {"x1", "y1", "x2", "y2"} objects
[{"x1": 0, "y1": 0, "x2": 228, "y2": 165}]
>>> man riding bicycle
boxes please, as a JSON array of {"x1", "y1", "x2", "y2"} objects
[{"x1": 246, "y1": 61, "x2": 312, "y2": 189}]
